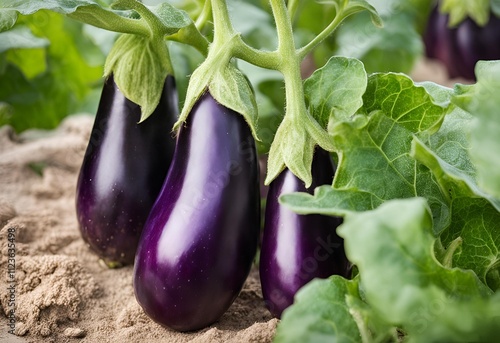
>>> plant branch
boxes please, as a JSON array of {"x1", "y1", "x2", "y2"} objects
[
  {"x1": 297, "y1": 3, "x2": 369, "y2": 60},
  {"x1": 233, "y1": 38, "x2": 281, "y2": 70},
  {"x1": 211, "y1": 0, "x2": 235, "y2": 44},
  {"x1": 269, "y1": 0, "x2": 305, "y2": 120},
  {"x1": 169, "y1": 22, "x2": 210, "y2": 56},
  {"x1": 287, "y1": 0, "x2": 299, "y2": 21},
  {"x1": 209, "y1": 0, "x2": 281, "y2": 70},
  {"x1": 270, "y1": 0, "x2": 296, "y2": 58},
  {"x1": 195, "y1": 0, "x2": 212, "y2": 30}
]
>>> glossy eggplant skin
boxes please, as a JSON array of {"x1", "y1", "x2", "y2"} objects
[
  {"x1": 133, "y1": 92, "x2": 260, "y2": 332},
  {"x1": 76, "y1": 74, "x2": 178, "y2": 267},
  {"x1": 424, "y1": 7, "x2": 500, "y2": 80},
  {"x1": 259, "y1": 149, "x2": 349, "y2": 318}
]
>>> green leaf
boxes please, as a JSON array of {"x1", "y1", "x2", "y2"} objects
[
  {"x1": 274, "y1": 277, "x2": 364, "y2": 343},
  {"x1": 339, "y1": 198, "x2": 500, "y2": 342},
  {"x1": 441, "y1": 197, "x2": 500, "y2": 291},
  {"x1": 0, "y1": 9, "x2": 18, "y2": 32},
  {"x1": 280, "y1": 186, "x2": 382, "y2": 217},
  {"x1": 228, "y1": 0, "x2": 277, "y2": 51},
  {"x1": 0, "y1": 0, "x2": 191, "y2": 37},
  {"x1": 0, "y1": 0, "x2": 148, "y2": 35},
  {"x1": 112, "y1": 0, "x2": 191, "y2": 35},
  {"x1": 104, "y1": 33, "x2": 171, "y2": 122},
  {"x1": 337, "y1": 74, "x2": 449, "y2": 230},
  {"x1": 344, "y1": 0, "x2": 383, "y2": 28},
  {"x1": 440, "y1": 0, "x2": 490, "y2": 26},
  {"x1": 6, "y1": 47, "x2": 47, "y2": 79},
  {"x1": 408, "y1": 82, "x2": 500, "y2": 207},
  {"x1": 334, "y1": 10, "x2": 422, "y2": 74},
  {"x1": 362, "y1": 73, "x2": 445, "y2": 134},
  {"x1": 304, "y1": 56, "x2": 367, "y2": 129},
  {"x1": 0, "y1": 25, "x2": 51, "y2": 80},
  {"x1": 0, "y1": 25, "x2": 48, "y2": 53},
  {"x1": 410, "y1": 107, "x2": 500, "y2": 211},
  {"x1": 0, "y1": 0, "x2": 99, "y2": 15},
  {"x1": 464, "y1": 61, "x2": 500, "y2": 200},
  {"x1": 147, "y1": 2, "x2": 191, "y2": 34}
]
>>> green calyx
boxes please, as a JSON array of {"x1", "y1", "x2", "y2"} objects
[
  {"x1": 104, "y1": 33, "x2": 172, "y2": 122},
  {"x1": 174, "y1": 0, "x2": 262, "y2": 139},
  {"x1": 102, "y1": 0, "x2": 193, "y2": 122}
]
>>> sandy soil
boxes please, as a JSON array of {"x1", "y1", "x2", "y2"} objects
[{"x1": 0, "y1": 114, "x2": 277, "y2": 343}]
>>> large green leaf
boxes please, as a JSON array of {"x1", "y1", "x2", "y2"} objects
[
  {"x1": 276, "y1": 197, "x2": 500, "y2": 343},
  {"x1": 335, "y1": 12, "x2": 422, "y2": 74},
  {"x1": 304, "y1": 56, "x2": 367, "y2": 129},
  {"x1": 275, "y1": 277, "x2": 385, "y2": 343},
  {"x1": 280, "y1": 186, "x2": 382, "y2": 217},
  {"x1": 0, "y1": 0, "x2": 191, "y2": 36},
  {"x1": 0, "y1": 26, "x2": 49, "y2": 79},
  {"x1": 339, "y1": 198, "x2": 500, "y2": 343},
  {"x1": 440, "y1": 197, "x2": 500, "y2": 291},
  {"x1": 463, "y1": 61, "x2": 500, "y2": 200},
  {"x1": 274, "y1": 277, "x2": 362, "y2": 343},
  {"x1": 333, "y1": 0, "x2": 432, "y2": 74}
]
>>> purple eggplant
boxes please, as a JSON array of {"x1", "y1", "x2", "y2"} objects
[
  {"x1": 75, "y1": 74, "x2": 178, "y2": 267},
  {"x1": 259, "y1": 149, "x2": 349, "y2": 318},
  {"x1": 424, "y1": 7, "x2": 500, "y2": 80},
  {"x1": 133, "y1": 92, "x2": 260, "y2": 332}
]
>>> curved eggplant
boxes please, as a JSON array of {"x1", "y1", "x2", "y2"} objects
[
  {"x1": 424, "y1": 7, "x2": 500, "y2": 80},
  {"x1": 259, "y1": 149, "x2": 349, "y2": 318},
  {"x1": 76, "y1": 74, "x2": 178, "y2": 267},
  {"x1": 133, "y1": 92, "x2": 260, "y2": 332}
]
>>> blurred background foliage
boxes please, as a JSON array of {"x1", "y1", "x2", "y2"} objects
[{"x1": 0, "y1": 0, "x2": 432, "y2": 141}]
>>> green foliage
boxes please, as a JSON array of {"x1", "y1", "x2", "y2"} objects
[
  {"x1": 2, "y1": 2, "x2": 500, "y2": 341},
  {"x1": 279, "y1": 60, "x2": 500, "y2": 343},
  {"x1": 332, "y1": 0, "x2": 432, "y2": 74},
  {"x1": 440, "y1": 0, "x2": 491, "y2": 26},
  {"x1": 0, "y1": 11, "x2": 104, "y2": 131}
]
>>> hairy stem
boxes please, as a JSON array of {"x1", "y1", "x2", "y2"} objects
[
  {"x1": 287, "y1": 0, "x2": 299, "y2": 21},
  {"x1": 195, "y1": 0, "x2": 212, "y2": 30},
  {"x1": 269, "y1": 0, "x2": 306, "y2": 120},
  {"x1": 211, "y1": 0, "x2": 235, "y2": 44}
]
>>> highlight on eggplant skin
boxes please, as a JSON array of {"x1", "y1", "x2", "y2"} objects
[
  {"x1": 259, "y1": 149, "x2": 350, "y2": 319},
  {"x1": 424, "y1": 7, "x2": 500, "y2": 80},
  {"x1": 133, "y1": 92, "x2": 260, "y2": 332},
  {"x1": 75, "y1": 74, "x2": 178, "y2": 268}
]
